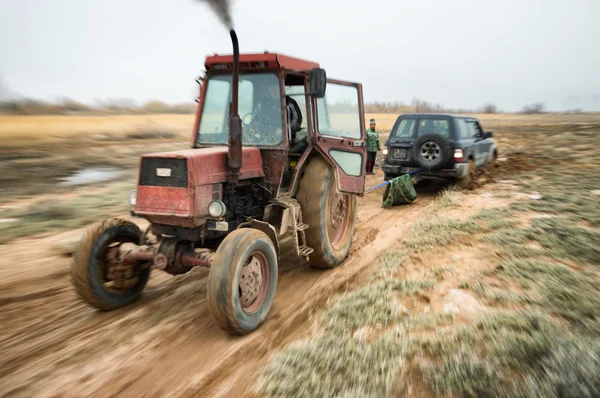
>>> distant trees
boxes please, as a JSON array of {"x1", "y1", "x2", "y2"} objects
[
  {"x1": 364, "y1": 101, "x2": 413, "y2": 114},
  {"x1": 0, "y1": 96, "x2": 197, "y2": 115},
  {"x1": 364, "y1": 99, "x2": 501, "y2": 114},
  {"x1": 411, "y1": 98, "x2": 445, "y2": 113},
  {"x1": 521, "y1": 102, "x2": 545, "y2": 114},
  {"x1": 481, "y1": 103, "x2": 498, "y2": 114},
  {"x1": 59, "y1": 97, "x2": 91, "y2": 113},
  {"x1": 364, "y1": 98, "x2": 447, "y2": 114}
]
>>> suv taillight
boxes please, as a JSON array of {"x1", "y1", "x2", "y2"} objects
[
  {"x1": 382, "y1": 147, "x2": 388, "y2": 156},
  {"x1": 454, "y1": 149, "x2": 464, "y2": 162}
]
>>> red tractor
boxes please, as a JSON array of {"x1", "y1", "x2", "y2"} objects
[{"x1": 71, "y1": 31, "x2": 367, "y2": 334}]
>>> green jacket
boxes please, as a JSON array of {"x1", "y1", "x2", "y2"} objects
[{"x1": 366, "y1": 128, "x2": 381, "y2": 152}]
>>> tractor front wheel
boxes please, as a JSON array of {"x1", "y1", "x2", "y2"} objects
[
  {"x1": 297, "y1": 156, "x2": 357, "y2": 269},
  {"x1": 71, "y1": 218, "x2": 151, "y2": 310},
  {"x1": 207, "y1": 228, "x2": 278, "y2": 335}
]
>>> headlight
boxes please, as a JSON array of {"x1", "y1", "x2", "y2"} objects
[
  {"x1": 208, "y1": 200, "x2": 227, "y2": 218},
  {"x1": 382, "y1": 148, "x2": 388, "y2": 156},
  {"x1": 128, "y1": 190, "x2": 137, "y2": 206}
]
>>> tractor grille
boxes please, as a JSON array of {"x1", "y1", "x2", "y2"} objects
[{"x1": 139, "y1": 157, "x2": 188, "y2": 187}]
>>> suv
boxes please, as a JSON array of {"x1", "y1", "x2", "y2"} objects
[{"x1": 381, "y1": 114, "x2": 498, "y2": 187}]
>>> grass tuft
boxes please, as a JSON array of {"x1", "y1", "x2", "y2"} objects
[
  {"x1": 256, "y1": 330, "x2": 412, "y2": 397},
  {"x1": 405, "y1": 215, "x2": 480, "y2": 251},
  {"x1": 525, "y1": 218, "x2": 600, "y2": 264}
]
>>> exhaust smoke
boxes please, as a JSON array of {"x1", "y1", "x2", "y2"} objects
[{"x1": 196, "y1": 0, "x2": 234, "y2": 30}]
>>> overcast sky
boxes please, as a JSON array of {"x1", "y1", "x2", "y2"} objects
[{"x1": 1, "y1": 0, "x2": 599, "y2": 111}]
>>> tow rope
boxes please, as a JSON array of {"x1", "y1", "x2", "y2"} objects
[
  {"x1": 366, "y1": 170, "x2": 421, "y2": 208},
  {"x1": 365, "y1": 170, "x2": 421, "y2": 192}
]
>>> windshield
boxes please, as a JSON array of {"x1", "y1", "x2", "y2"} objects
[{"x1": 197, "y1": 72, "x2": 283, "y2": 146}]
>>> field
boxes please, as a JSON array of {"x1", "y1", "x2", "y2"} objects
[{"x1": 0, "y1": 113, "x2": 599, "y2": 397}]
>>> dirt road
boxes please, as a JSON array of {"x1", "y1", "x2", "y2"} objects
[{"x1": 0, "y1": 172, "x2": 443, "y2": 398}]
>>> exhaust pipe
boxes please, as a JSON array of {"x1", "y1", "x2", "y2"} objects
[{"x1": 227, "y1": 29, "x2": 242, "y2": 187}]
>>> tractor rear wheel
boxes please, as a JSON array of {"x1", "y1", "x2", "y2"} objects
[
  {"x1": 71, "y1": 218, "x2": 151, "y2": 310},
  {"x1": 207, "y1": 228, "x2": 278, "y2": 335},
  {"x1": 297, "y1": 156, "x2": 357, "y2": 269}
]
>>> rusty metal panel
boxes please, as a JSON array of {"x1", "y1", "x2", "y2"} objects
[
  {"x1": 191, "y1": 76, "x2": 208, "y2": 147},
  {"x1": 135, "y1": 186, "x2": 192, "y2": 215},
  {"x1": 206, "y1": 52, "x2": 279, "y2": 69},
  {"x1": 310, "y1": 81, "x2": 367, "y2": 196},
  {"x1": 193, "y1": 185, "x2": 214, "y2": 218},
  {"x1": 314, "y1": 137, "x2": 366, "y2": 194},
  {"x1": 205, "y1": 52, "x2": 319, "y2": 72},
  {"x1": 141, "y1": 147, "x2": 264, "y2": 186},
  {"x1": 275, "y1": 54, "x2": 319, "y2": 70},
  {"x1": 145, "y1": 215, "x2": 198, "y2": 228}
]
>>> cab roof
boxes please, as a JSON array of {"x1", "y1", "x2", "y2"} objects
[{"x1": 205, "y1": 52, "x2": 320, "y2": 72}]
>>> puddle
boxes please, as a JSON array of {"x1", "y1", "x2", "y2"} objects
[{"x1": 59, "y1": 167, "x2": 124, "y2": 186}]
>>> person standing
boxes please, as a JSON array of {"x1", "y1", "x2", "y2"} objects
[{"x1": 365, "y1": 118, "x2": 380, "y2": 174}]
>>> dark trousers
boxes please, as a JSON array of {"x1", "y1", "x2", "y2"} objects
[{"x1": 366, "y1": 151, "x2": 377, "y2": 173}]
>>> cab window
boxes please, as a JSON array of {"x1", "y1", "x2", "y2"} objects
[
  {"x1": 316, "y1": 83, "x2": 361, "y2": 139},
  {"x1": 197, "y1": 72, "x2": 283, "y2": 146}
]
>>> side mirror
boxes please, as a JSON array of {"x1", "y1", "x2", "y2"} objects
[
  {"x1": 308, "y1": 68, "x2": 327, "y2": 98},
  {"x1": 485, "y1": 131, "x2": 493, "y2": 138}
]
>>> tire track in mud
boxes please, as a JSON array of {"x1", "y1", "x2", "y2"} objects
[
  {"x1": 0, "y1": 181, "x2": 439, "y2": 398},
  {"x1": 182, "y1": 191, "x2": 438, "y2": 398}
]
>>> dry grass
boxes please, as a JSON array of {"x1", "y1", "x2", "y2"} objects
[
  {"x1": 0, "y1": 114, "x2": 192, "y2": 147},
  {"x1": 257, "y1": 115, "x2": 600, "y2": 397}
]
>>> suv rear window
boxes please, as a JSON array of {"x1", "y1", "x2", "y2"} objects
[
  {"x1": 393, "y1": 118, "x2": 416, "y2": 138},
  {"x1": 417, "y1": 119, "x2": 450, "y2": 138}
]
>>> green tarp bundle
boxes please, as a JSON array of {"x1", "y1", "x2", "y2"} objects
[{"x1": 382, "y1": 174, "x2": 417, "y2": 208}]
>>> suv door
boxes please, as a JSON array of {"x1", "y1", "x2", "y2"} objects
[
  {"x1": 475, "y1": 120, "x2": 493, "y2": 165},
  {"x1": 455, "y1": 117, "x2": 474, "y2": 161},
  {"x1": 466, "y1": 119, "x2": 486, "y2": 167},
  {"x1": 313, "y1": 80, "x2": 366, "y2": 195}
]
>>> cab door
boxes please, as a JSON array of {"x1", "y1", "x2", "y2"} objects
[{"x1": 313, "y1": 80, "x2": 366, "y2": 195}]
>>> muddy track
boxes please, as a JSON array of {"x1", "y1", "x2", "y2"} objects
[{"x1": 0, "y1": 174, "x2": 440, "y2": 398}]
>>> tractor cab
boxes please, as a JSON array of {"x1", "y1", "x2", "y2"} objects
[{"x1": 193, "y1": 51, "x2": 367, "y2": 197}]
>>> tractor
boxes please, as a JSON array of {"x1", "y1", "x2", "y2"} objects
[{"x1": 71, "y1": 30, "x2": 367, "y2": 334}]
